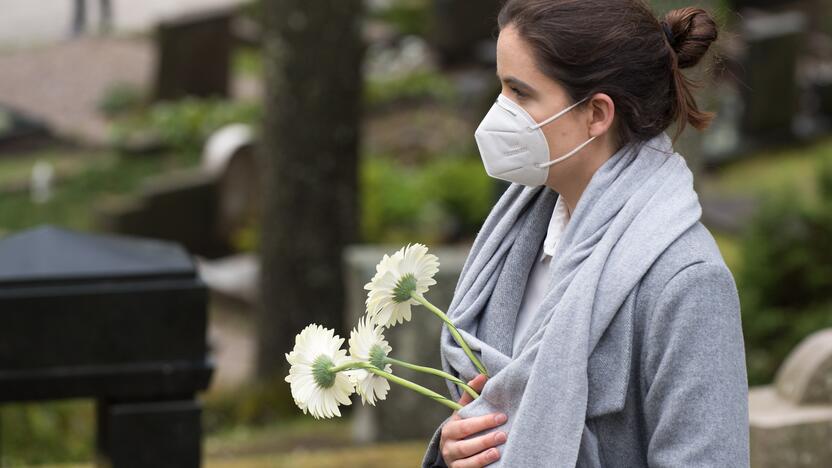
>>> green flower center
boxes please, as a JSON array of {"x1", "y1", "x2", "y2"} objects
[
  {"x1": 393, "y1": 273, "x2": 417, "y2": 303},
  {"x1": 312, "y1": 355, "x2": 336, "y2": 389},
  {"x1": 369, "y1": 344, "x2": 388, "y2": 370}
]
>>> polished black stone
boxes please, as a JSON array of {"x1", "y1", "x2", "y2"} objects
[{"x1": 0, "y1": 225, "x2": 213, "y2": 467}]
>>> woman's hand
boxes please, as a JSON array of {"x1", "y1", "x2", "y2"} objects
[{"x1": 439, "y1": 374, "x2": 508, "y2": 467}]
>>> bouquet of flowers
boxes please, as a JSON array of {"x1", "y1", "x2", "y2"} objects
[{"x1": 284, "y1": 243, "x2": 489, "y2": 419}]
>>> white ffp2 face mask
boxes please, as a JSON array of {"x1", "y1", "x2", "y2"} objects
[{"x1": 474, "y1": 93, "x2": 597, "y2": 187}]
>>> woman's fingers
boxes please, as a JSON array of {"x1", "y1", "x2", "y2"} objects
[
  {"x1": 444, "y1": 428, "x2": 507, "y2": 462},
  {"x1": 457, "y1": 373, "x2": 488, "y2": 406},
  {"x1": 442, "y1": 412, "x2": 508, "y2": 441},
  {"x1": 451, "y1": 446, "x2": 502, "y2": 468},
  {"x1": 443, "y1": 374, "x2": 503, "y2": 467}
]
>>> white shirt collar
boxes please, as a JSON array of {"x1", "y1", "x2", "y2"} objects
[{"x1": 539, "y1": 194, "x2": 570, "y2": 262}]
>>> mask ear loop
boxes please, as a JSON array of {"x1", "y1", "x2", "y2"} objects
[
  {"x1": 536, "y1": 135, "x2": 598, "y2": 168},
  {"x1": 530, "y1": 95, "x2": 595, "y2": 168},
  {"x1": 529, "y1": 96, "x2": 590, "y2": 130}
]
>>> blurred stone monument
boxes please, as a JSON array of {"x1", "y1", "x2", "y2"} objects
[
  {"x1": 343, "y1": 244, "x2": 470, "y2": 442},
  {"x1": 730, "y1": 0, "x2": 795, "y2": 9},
  {"x1": 0, "y1": 105, "x2": 53, "y2": 153},
  {"x1": 97, "y1": 124, "x2": 259, "y2": 258},
  {"x1": 738, "y1": 10, "x2": 807, "y2": 143},
  {"x1": 154, "y1": 6, "x2": 234, "y2": 100},
  {"x1": 822, "y1": 0, "x2": 832, "y2": 38},
  {"x1": 201, "y1": 123, "x2": 259, "y2": 250},
  {"x1": 95, "y1": 170, "x2": 222, "y2": 257},
  {"x1": 651, "y1": 0, "x2": 718, "y2": 13},
  {"x1": 430, "y1": 0, "x2": 501, "y2": 66},
  {"x1": 749, "y1": 328, "x2": 832, "y2": 467}
]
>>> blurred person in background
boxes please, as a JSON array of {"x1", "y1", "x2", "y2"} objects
[{"x1": 71, "y1": 0, "x2": 112, "y2": 36}]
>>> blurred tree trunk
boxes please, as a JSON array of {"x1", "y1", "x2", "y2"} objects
[{"x1": 256, "y1": 0, "x2": 365, "y2": 379}]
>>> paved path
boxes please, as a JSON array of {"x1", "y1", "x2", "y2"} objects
[
  {"x1": 0, "y1": 0, "x2": 245, "y2": 48},
  {"x1": 0, "y1": 37, "x2": 152, "y2": 144},
  {"x1": 0, "y1": 0, "x2": 258, "y2": 145}
]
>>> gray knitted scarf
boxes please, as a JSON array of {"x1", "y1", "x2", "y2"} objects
[{"x1": 436, "y1": 131, "x2": 701, "y2": 467}]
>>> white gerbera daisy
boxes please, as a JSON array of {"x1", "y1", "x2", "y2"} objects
[
  {"x1": 364, "y1": 243, "x2": 440, "y2": 328},
  {"x1": 284, "y1": 324, "x2": 356, "y2": 419},
  {"x1": 346, "y1": 315, "x2": 393, "y2": 406}
]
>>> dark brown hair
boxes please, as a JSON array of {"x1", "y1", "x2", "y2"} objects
[{"x1": 497, "y1": 0, "x2": 719, "y2": 146}]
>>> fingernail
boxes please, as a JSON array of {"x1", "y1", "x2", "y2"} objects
[
  {"x1": 490, "y1": 448, "x2": 500, "y2": 459},
  {"x1": 495, "y1": 431, "x2": 507, "y2": 443},
  {"x1": 495, "y1": 413, "x2": 507, "y2": 424}
]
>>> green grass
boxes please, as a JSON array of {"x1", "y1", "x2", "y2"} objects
[
  {"x1": 37, "y1": 441, "x2": 426, "y2": 468},
  {"x1": 701, "y1": 135, "x2": 832, "y2": 204},
  {"x1": 18, "y1": 417, "x2": 427, "y2": 468},
  {"x1": 205, "y1": 418, "x2": 352, "y2": 459},
  {"x1": 712, "y1": 230, "x2": 741, "y2": 274},
  {"x1": 0, "y1": 151, "x2": 110, "y2": 189},
  {"x1": 1, "y1": 400, "x2": 94, "y2": 465},
  {"x1": 0, "y1": 148, "x2": 199, "y2": 236},
  {"x1": 700, "y1": 135, "x2": 832, "y2": 277},
  {"x1": 205, "y1": 441, "x2": 426, "y2": 468}
]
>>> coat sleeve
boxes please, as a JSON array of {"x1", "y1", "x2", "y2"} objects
[
  {"x1": 421, "y1": 414, "x2": 451, "y2": 467},
  {"x1": 642, "y1": 261, "x2": 750, "y2": 467}
]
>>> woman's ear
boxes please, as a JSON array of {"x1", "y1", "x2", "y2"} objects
[{"x1": 587, "y1": 93, "x2": 615, "y2": 138}]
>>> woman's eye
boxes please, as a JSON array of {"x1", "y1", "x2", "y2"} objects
[{"x1": 511, "y1": 87, "x2": 526, "y2": 98}]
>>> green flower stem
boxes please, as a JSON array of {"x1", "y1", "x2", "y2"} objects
[
  {"x1": 410, "y1": 292, "x2": 490, "y2": 377},
  {"x1": 384, "y1": 356, "x2": 479, "y2": 401},
  {"x1": 328, "y1": 361, "x2": 462, "y2": 411},
  {"x1": 329, "y1": 361, "x2": 361, "y2": 374},
  {"x1": 365, "y1": 366, "x2": 463, "y2": 411}
]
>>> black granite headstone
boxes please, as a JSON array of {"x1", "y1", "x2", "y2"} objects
[{"x1": 0, "y1": 226, "x2": 213, "y2": 467}]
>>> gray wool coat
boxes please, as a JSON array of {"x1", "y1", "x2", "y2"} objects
[{"x1": 422, "y1": 220, "x2": 750, "y2": 467}]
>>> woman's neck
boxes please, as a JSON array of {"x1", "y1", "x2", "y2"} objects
[{"x1": 546, "y1": 136, "x2": 622, "y2": 214}]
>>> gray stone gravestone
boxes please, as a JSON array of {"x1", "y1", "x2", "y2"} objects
[
  {"x1": 749, "y1": 328, "x2": 832, "y2": 467},
  {"x1": 343, "y1": 244, "x2": 470, "y2": 443},
  {"x1": 201, "y1": 123, "x2": 259, "y2": 251},
  {"x1": 97, "y1": 124, "x2": 260, "y2": 258},
  {"x1": 95, "y1": 169, "x2": 223, "y2": 257}
]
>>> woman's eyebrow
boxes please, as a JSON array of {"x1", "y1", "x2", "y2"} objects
[{"x1": 499, "y1": 74, "x2": 536, "y2": 94}]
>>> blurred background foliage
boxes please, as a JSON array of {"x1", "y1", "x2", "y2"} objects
[{"x1": 737, "y1": 153, "x2": 832, "y2": 385}]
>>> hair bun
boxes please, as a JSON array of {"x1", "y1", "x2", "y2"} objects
[{"x1": 662, "y1": 7, "x2": 718, "y2": 69}]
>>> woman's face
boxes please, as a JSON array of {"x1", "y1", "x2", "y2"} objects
[{"x1": 495, "y1": 24, "x2": 597, "y2": 187}]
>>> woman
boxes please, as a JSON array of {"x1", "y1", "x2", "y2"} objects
[{"x1": 421, "y1": 1, "x2": 749, "y2": 467}]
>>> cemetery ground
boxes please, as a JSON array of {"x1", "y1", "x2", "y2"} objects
[{"x1": 1, "y1": 131, "x2": 831, "y2": 465}]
